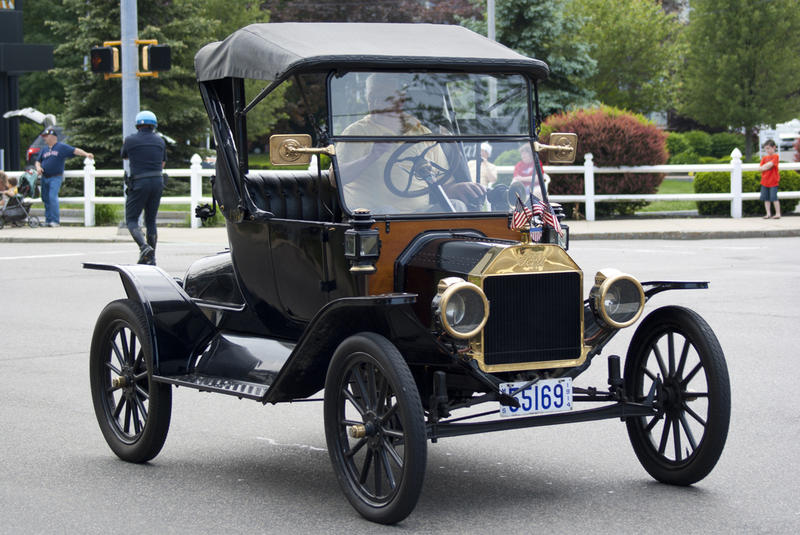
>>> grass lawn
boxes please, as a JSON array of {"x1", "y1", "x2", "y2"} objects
[{"x1": 638, "y1": 178, "x2": 696, "y2": 212}]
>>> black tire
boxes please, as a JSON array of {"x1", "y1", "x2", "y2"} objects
[
  {"x1": 324, "y1": 333, "x2": 427, "y2": 524},
  {"x1": 624, "y1": 306, "x2": 730, "y2": 485},
  {"x1": 28, "y1": 215, "x2": 40, "y2": 228},
  {"x1": 89, "y1": 299, "x2": 172, "y2": 463}
]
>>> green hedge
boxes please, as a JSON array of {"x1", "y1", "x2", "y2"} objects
[
  {"x1": 694, "y1": 170, "x2": 800, "y2": 216},
  {"x1": 667, "y1": 131, "x2": 744, "y2": 163}
]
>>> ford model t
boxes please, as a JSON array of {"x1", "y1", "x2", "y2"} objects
[{"x1": 86, "y1": 23, "x2": 730, "y2": 524}]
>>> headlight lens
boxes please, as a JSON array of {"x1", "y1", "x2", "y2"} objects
[
  {"x1": 433, "y1": 277, "x2": 489, "y2": 339},
  {"x1": 590, "y1": 269, "x2": 644, "y2": 328}
]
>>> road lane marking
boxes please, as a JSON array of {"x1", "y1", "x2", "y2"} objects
[{"x1": 0, "y1": 250, "x2": 130, "y2": 261}]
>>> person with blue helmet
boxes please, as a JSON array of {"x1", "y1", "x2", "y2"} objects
[{"x1": 121, "y1": 110, "x2": 167, "y2": 264}]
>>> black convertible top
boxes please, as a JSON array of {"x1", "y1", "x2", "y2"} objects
[{"x1": 194, "y1": 23, "x2": 549, "y2": 83}]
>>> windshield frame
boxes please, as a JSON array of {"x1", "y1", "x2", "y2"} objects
[{"x1": 327, "y1": 69, "x2": 541, "y2": 219}]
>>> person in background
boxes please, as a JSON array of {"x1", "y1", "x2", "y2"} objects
[
  {"x1": 34, "y1": 127, "x2": 94, "y2": 227},
  {"x1": 512, "y1": 143, "x2": 535, "y2": 185},
  {"x1": 759, "y1": 139, "x2": 781, "y2": 219},
  {"x1": 0, "y1": 172, "x2": 14, "y2": 208},
  {"x1": 121, "y1": 110, "x2": 167, "y2": 264},
  {"x1": 511, "y1": 143, "x2": 548, "y2": 199},
  {"x1": 468, "y1": 142, "x2": 498, "y2": 187}
]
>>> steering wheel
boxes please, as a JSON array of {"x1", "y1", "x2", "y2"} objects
[{"x1": 383, "y1": 141, "x2": 454, "y2": 198}]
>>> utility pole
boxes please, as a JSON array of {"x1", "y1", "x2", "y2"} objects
[
  {"x1": 488, "y1": 0, "x2": 495, "y2": 42},
  {"x1": 120, "y1": 0, "x2": 139, "y2": 169}
]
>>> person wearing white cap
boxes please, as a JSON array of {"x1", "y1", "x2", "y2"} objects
[{"x1": 467, "y1": 142, "x2": 498, "y2": 187}]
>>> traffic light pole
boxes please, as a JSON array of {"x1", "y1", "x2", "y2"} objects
[{"x1": 121, "y1": 0, "x2": 139, "y2": 157}]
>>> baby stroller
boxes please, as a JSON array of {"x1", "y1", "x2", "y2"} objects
[{"x1": 0, "y1": 168, "x2": 40, "y2": 229}]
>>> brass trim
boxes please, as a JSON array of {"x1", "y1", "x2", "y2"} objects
[
  {"x1": 436, "y1": 278, "x2": 489, "y2": 339},
  {"x1": 466, "y1": 243, "x2": 586, "y2": 373},
  {"x1": 348, "y1": 424, "x2": 366, "y2": 438},
  {"x1": 590, "y1": 269, "x2": 645, "y2": 329},
  {"x1": 535, "y1": 133, "x2": 577, "y2": 164},
  {"x1": 269, "y1": 134, "x2": 335, "y2": 165}
]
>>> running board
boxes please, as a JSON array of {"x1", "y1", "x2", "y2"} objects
[{"x1": 154, "y1": 374, "x2": 268, "y2": 400}]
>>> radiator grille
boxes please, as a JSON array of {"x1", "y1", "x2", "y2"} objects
[{"x1": 482, "y1": 272, "x2": 582, "y2": 367}]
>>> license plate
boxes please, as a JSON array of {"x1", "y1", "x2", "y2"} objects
[{"x1": 499, "y1": 378, "x2": 573, "y2": 417}]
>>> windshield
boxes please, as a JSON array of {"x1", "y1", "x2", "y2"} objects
[{"x1": 330, "y1": 71, "x2": 536, "y2": 216}]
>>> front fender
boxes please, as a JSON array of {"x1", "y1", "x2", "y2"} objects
[
  {"x1": 85, "y1": 263, "x2": 216, "y2": 375},
  {"x1": 264, "y1": 293, "x2": 451, "y2": 403}
]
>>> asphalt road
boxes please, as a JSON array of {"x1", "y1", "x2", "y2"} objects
[{"x1": 1, "y1": 238, "x2": 798, "y2": 534}]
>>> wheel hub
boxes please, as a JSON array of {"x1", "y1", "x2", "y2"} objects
[
  {"x1": 115, "y1": 365, "x2": 137, "y2": 398},
  {"x1": 349, "y1": 413, "x2": 380, "y2": 441},
  {"x1": 661, "y1": 378, "x2": 683, "y2": 411}
]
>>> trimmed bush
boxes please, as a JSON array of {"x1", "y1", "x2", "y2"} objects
[
  {"x1": 699, "y1": 156, "x2": 729, "y2": 164},
  {"x1": 95, "y1": 204, "x2": 121, "y2": 226},
  {"x1": 684, "y1": 130, "x2": 712, "y2": 156},
  {"x1": 694, "y1": 170, "x2": 800, "y2": 216},
  {"x1": 494, "y1": 149, "x2": 520, "y2": 167},
  {"x1": 666, "y1": 132, "x2": 689, "y2": 157},
  {"x1": 543, "y1": 106, "x2": 667, "y2": 217},
  {"x1": 669, "y1": 150, "x2": 699, "y2": 165},
  {"x1": 710, "y1": 132, "x2": 744, "y2": 159}
]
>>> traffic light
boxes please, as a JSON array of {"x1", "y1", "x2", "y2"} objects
[
  {"x1": 142, "y1": 44, "x2": 171, "y2": 72},
  {"x1": 90, "y1": 46, "x2": 119, "y2": 73}
]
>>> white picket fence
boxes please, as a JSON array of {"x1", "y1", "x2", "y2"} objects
[{"x1": 7, "y1": 150, "x2": 800, "y2": 226}]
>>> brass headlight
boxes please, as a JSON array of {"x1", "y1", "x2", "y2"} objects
[
  {"x1": 589, "y1": 269, "x2": 644, "y2": 329},
  {"x1": 432, "y1": 277, "x2": 489, "y2": 339}
]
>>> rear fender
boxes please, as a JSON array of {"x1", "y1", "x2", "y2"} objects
[{"x1": 84, "y1": 263, "x2": 216, "y2": 375}]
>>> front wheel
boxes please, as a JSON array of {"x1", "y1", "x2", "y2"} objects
[
  {"x1": 324, "y1": 333, "x2": 427, "y2": 524},
  {"x1": 89, "y1": 299, "x2": 172, "y2": 463},
  {"x1": 624, "y1": 306, "x2": 730, "y2": 485}
]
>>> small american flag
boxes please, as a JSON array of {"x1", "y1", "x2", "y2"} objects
[
  {"x1": 511, "y1": 196, "x2": 532, "y2": 230},
  {"x1": 530, "y1": 193, "x2": 564, "y2": 236}
]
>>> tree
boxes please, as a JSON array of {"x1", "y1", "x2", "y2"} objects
[
  {"x1": 263, "y1": 0, "x2": 479, "y2": 23},
  {"x1": 463, "y1": 0, "x2": 596, "y2": 116},
  {"x1": 43, "y1": 0, "x2": 277, "y2": 168},
  {"x1": 680, "y1": 0, "x2": 800, "y2": 158},
  {"x1": 569, "y1": 0, "x2": 685, "y2": 114}
]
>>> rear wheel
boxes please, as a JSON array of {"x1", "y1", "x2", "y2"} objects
[
  {"x1": 27, "y1": 215, "x2": 40, "y2": 228},
  {"x1": 624, "y1": 306, "x2": 730, "y2": 485},
  {"x1": 89, "y1": 299, "x2": 172, "y2": 463},
  {"x1": 324, "y1": 333, "x2": 427, "y2": 524}
]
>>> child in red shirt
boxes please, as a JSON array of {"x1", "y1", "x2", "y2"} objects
[{"x1": 759, "y1": 139, "x2": 781, "y2": 219}]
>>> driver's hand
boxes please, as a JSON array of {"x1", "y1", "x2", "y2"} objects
[{"x1": 445, "y1": 182, "x2": 486, "y2": 208}]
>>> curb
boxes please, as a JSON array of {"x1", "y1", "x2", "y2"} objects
[{"x1": 569, "y1": 229, "x2": 800, "y2": 240}]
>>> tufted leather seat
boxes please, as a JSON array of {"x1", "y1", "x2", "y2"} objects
[{"x1": 244, "y1": 170, "x2": 341, "y2": 222}]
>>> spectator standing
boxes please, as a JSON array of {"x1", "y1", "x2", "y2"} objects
[
  {"x1": 468, "y1": 142, "x2": 498, "y2": 187},
  {"x1": 121, "y1": 110, "x2": 166, "y2": 264},
  {"x1": 759, "y1": 139, "x2": 781, "y2": 219},
  {"x1": 34, "y1": 127, "x2": 94, "y2": 227}
]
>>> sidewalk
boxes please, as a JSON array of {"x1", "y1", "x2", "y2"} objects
[{"x1": 2, "y1": 215, "x2": 800, "y2": 243}]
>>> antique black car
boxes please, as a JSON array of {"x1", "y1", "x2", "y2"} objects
[{"x1": 86, "y1": 23, "x2": 730, "y2": 524}]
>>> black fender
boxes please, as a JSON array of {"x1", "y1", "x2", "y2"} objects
[
  {"x1": 575, "y1": 280, "x2": 711, "y2": 378},
  {"x1": 264, "y1": 292, "x2": 451, "y2": 403},
  {"x1": 84, "y1": 263, "x2": 216, "y2": 375}
]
